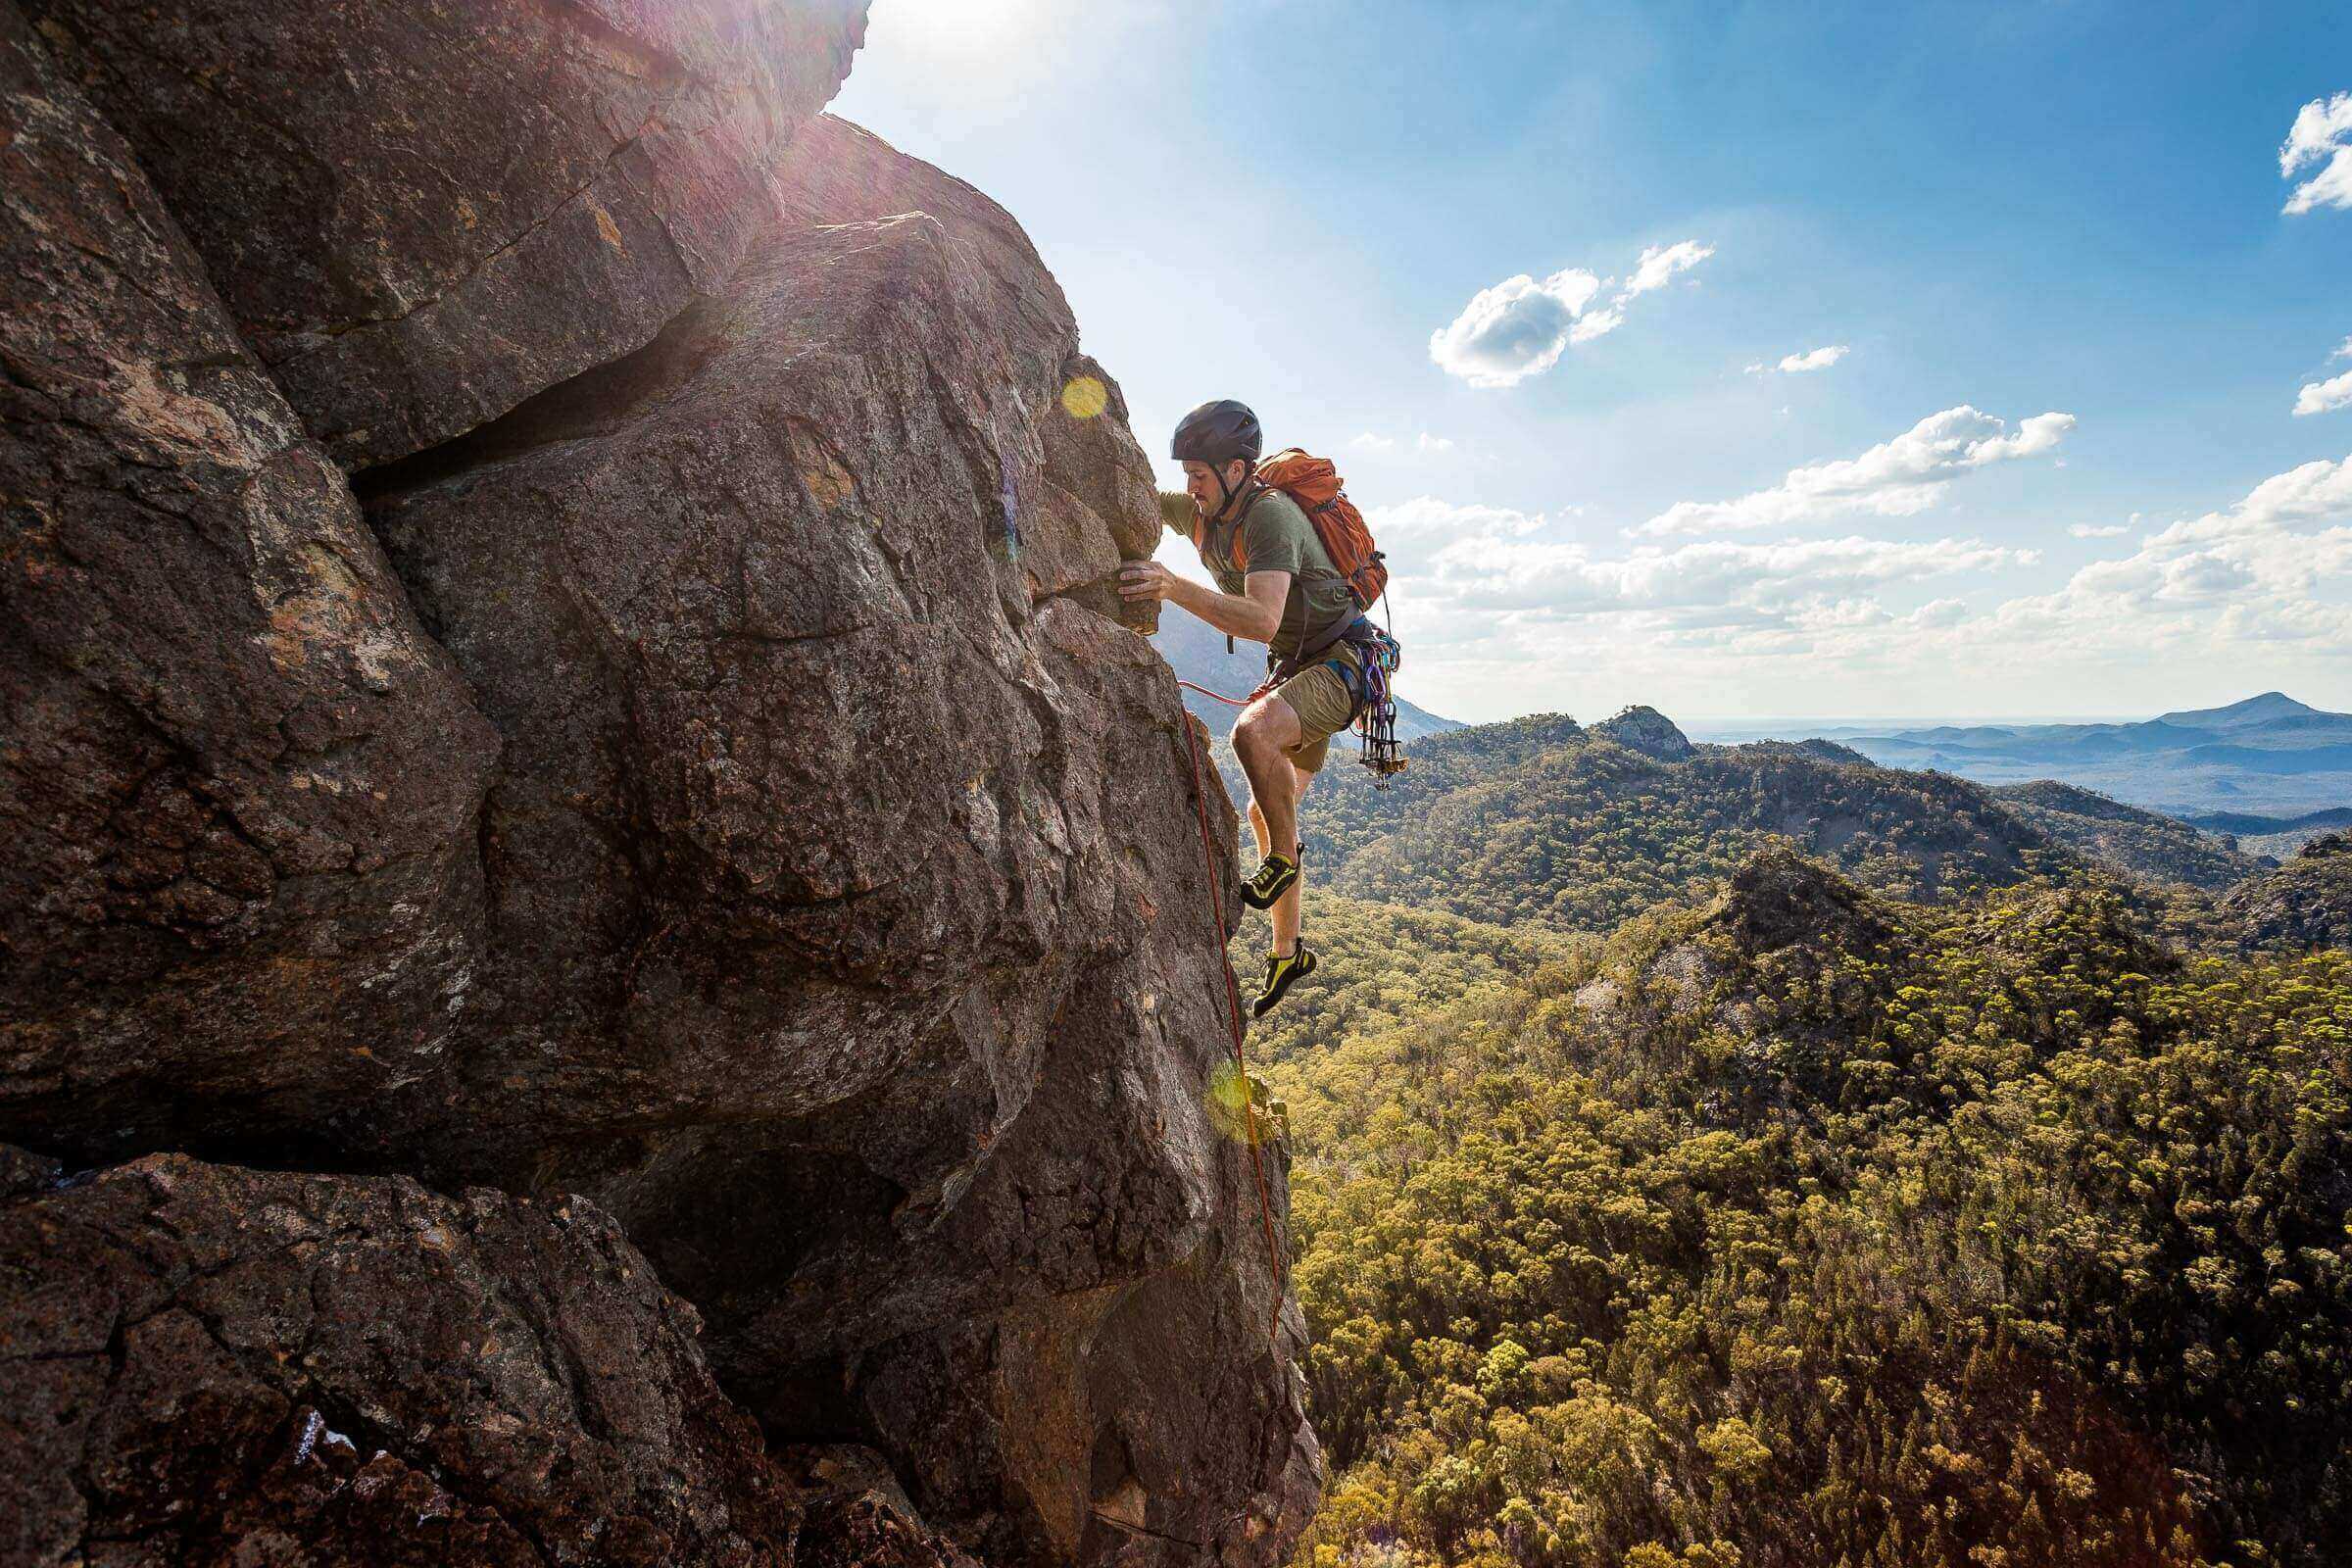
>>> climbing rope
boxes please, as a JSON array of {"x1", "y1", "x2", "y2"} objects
[
  {"x1": 1178, "y1": 705, "x2": 1288, "y2": 1347},
  {"x1": 1176, "y1": 676, "x2": 1272, "y2": 708}
]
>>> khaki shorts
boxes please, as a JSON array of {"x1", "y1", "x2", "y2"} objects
[{"x1": 1273, "y1": 647, "x2": 1362, "y2": 775}]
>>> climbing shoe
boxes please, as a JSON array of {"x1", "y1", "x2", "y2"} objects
[
  {"x1": 1238, "y1": 853, "x2": 1298, "y2": 910},
  {"x1": 1252, "y1": 942, "x2": 1317, "y2": 1018}
]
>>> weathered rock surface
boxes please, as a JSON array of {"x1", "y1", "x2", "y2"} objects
[
  {"x1": 0, "y1": 1148, "x2": 797, "y2": 1566},
  {"x1": 0, "y1": 4, "x2": 497, "y2": 1161},
  {"x1": 773, "y1": 116, "x2": 1163, "y2": 625},
  {"x1": 24, "y1": 0, "x2": 869, "y2": 466}
]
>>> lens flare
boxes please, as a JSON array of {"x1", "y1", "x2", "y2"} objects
[
  {"x1": 1208, "y1": 1059, "x2": 1281, "y2": 1146},
  {"x1": 1060, "y1": 375, "x2": 1108, "y2": 419}
]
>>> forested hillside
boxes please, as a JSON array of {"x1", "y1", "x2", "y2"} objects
[
  {"x1": 1991, "y1": 781, "x2": 2266, "y2": 892},
  {"x1": 1260, "y1": 859, "x2": 2352, "y2": 1568},
  {"x1": 1304, "y1": 720, "x2": 2075, "y2": 931}
]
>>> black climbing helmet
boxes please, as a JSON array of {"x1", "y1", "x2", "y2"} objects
[{"x1": 1171, "y1": 400, "x2": 1262, "y2": 470}]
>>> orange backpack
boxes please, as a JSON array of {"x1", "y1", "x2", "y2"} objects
[{"x1": 1195, "y1": 449, "x2": 1389, "y2": 611}]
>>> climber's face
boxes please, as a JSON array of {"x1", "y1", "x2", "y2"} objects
[{"x1": 1181, "y1": 459, "x2": 1250, "y2": 519}]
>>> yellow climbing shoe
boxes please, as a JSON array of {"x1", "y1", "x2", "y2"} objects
[
  {"x1": 1252, "y1": 941, "x2": 1317, "y2": 1018},
  {"x1": 1239, "y1": 853, "x2": 1298, "y2": 910}
]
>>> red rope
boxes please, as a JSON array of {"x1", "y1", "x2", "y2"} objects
[
  {"x1": 1176, "y1": 675, "x2": 1276, "y2": 709},
  {"x1": 1178, "y1": 706, "x2": 1288, "y2": 1346}
]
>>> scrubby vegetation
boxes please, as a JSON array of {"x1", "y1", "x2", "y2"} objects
[
  {"x1": 2223, "y1": 834, "x2": 2352, "y2": 955},
  {"x1": 1264, "y1": 859, "x2": 2352, "y2": 1568},
  {"x1": 1992, "y1": 781, "x2": 2263, "y2": 892}
]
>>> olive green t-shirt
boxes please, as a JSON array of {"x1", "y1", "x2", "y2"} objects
[{"x1": 1196, "y1": 489, "x2": 1360, "y2": 664}]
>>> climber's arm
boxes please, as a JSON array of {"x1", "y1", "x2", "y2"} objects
[{"x1": 1120, "y1": 564, "x2": 1286, "y2": 645}]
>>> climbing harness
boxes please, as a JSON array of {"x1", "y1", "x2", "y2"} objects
[
  {"x1": 1176, "y1": 616, "x2": 1409, "y2": 789},
  {"x1": 1179, "y1": 708, "x2": 1288, "y2": 1347}
]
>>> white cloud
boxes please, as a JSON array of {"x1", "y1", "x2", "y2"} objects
[
  {"x1": 1349, "y1": 431, "x2": 1396, "y2": 452},
  {"x1": 1747, "y1": 345, "x2": 1849, "y2": 375},
  {"x1": 1976, "y1": 455, "x2": 2352, "y2": 659},
  {"x1": 1626, "y1": 240, "x2": 1715, "y2": 295},
  {"x1": 1417, "y1": 432, "x2": 1455, "y2": 453},
  {"x1": 2294, "y1": 368, "x2": 2352, "y2": 417},
  {"x1": 1636, "y1": 405, "x2": 2077, "y2": 537},
  {"x1": 1568, "y1": 306, "x2": 1625, "y2": 345},
  {"x1": 2335, "y1": 336, "x2": 2352, "y2": 361},
  {"x1": 2229, "y1": 453, "x2": 2352, "y2": 522},
  {"x1": 1780, "y1": 345, "x2": 1849, "y2": 373},
  {"x1": 1430, "y1": 240, "x2": 1712, "y2": 386},
  {"x1": 1423, "y1": 532, "x2": 2031, "y2": 616},
  {"x1": 1369, "y1": 496, "x2": 1547, "y2": 547},
  {"x1": 1908, "y1": 598, "x2": 1968, "y2": 628},
  {"x1": 1427, "y1": 269, "x2": 1604, "y2": 387},
  {"x1": 2069, "y1": 522, "x2": 2130, "y2": 539},
  {"x1": 1392, "y1": 456, "x2": 2352, "y2": 720},
  {"x1": 2281, "y1": 91, "x2": 2352, "y2": 215}
]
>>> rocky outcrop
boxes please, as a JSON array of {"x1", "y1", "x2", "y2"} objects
[
  {"x1": 24, "y1": 0, "x2": 868, "y2": 466},
  {"x1": 1593, "y1": 704, "x2": 1691, "y2": 762},
  {"x1": 359, "y1": 119, "x2": 1314, "y2": 1561},
  {"x1": 0, "y1": 1148, "x2": 798, "y2": 1566},
  {"x1": 2222, "y1": 832, "x2": 2352, "y2": 953},
  {"x1": 0, "y1": 7, "x2": 1316, "y2": 1562},
  {"x1": 0, "y1": 2, "x2": 497, "y2": 1161},
  {"x1": 1712, "y1": 844, "x2": 1899, "y2": 958}
]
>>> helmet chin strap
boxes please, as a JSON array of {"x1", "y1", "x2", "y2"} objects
[{"x1": 1211, "y1": 460, "x2": 1250, "y2": 522}]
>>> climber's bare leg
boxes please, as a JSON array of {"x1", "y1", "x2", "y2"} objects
[
  {"x1": 1247, "y1": 765, "x2": 1312, "y2": 956},
  {"x1": 1272, "y1": 764, "x2": 1311, "y2": 956},
  {"x1": 1232, "y1": 694, "x2": 1301, "y2": 885}
]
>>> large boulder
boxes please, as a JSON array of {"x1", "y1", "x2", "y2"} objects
[
  {"x1": 0, "y1": 1147, "x2": 798, "y2": 1566},
  {"x1": 24, "y1": 0, "x2": 870, "y2": 466},
  {"x1": 358, "y1": 122, "x2": 1317, "y2": 1564},
  {"x1": 0, "y1": 3, "x2": 497, "y2": 1162},
  {"x1": 1593, "y1": 703, "x2": 1691, "y2": 762}
]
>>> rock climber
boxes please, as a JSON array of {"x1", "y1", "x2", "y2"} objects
[{"x1": 1118, "y1": 399, "x2": 1364, "y2": 1017}]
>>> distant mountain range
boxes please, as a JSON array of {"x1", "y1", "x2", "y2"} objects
[{"x1": 1757, "y1": 692, "x2": 2352, "y2": 818}]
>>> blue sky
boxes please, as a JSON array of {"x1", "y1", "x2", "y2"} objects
[{"x1": 835, "y1": 0, "x2": 2352, "y2": 724}]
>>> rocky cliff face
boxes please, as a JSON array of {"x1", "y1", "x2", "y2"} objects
[{"x1": 1, "y1": 6, "x2": 1316, "y2": 1563}]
